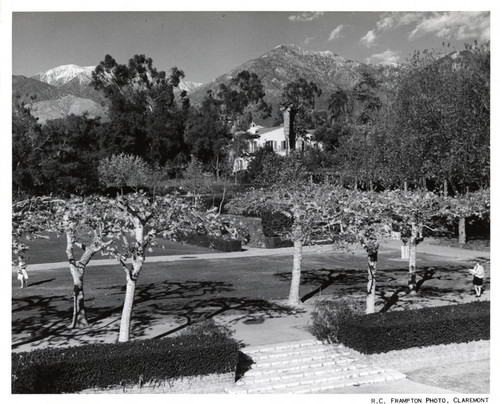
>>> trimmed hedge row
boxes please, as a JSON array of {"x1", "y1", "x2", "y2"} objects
[
  {"x1": 179, "y1": 232, "x2": 242, "y2": 252},
  {"x1": 264, "y1": 236, "x2": 294, "y2": 249},
  {"x1": 12, "y1": 322, "x2": 239, "y2": 394},
  {"x1": 260, "y1": 211, "x2": 293, "y2": 238},
  {"x1": 338, "y1": 301, "x2": 490, "y2": 354}
]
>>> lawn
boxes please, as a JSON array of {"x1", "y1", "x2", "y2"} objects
[
  {"x1": 12, "y1": 243, "x2": 488, "y2": 352},
  {"x1": 14, "y1": 233, "x2": 217, "y2": 265}
]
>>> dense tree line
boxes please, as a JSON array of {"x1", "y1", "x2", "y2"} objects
[
  {"x1": 12, "y1": 43, "x2": 489, "y2": 199},
  {"x1": 312, "y1": 42, "x2": 490, "y2": 194}
]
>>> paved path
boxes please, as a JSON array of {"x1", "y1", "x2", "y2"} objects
[{"x1": 18, "y1": 237, "x2": 490, "y2": 272}]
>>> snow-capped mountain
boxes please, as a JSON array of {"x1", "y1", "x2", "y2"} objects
[
  {"x1": 32, "y1": 64, "x2": 95, "y2": 87},
  {"x1": 178, "y1": 80, "x2": 203, "y2": 94}
]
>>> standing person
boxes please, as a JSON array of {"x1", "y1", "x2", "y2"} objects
[
  {"x1": 17, "y1": 257, "x2": 29, "y2": 288},
  {"x1": 468, "y1": 261, "x2": 485, "y2": 297}
]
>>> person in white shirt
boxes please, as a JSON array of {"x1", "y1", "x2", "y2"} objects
[{"x1": 468, "y1": 262, "x2": 485, "y2": 297}]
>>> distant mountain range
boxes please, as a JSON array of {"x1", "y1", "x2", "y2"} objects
[
  {"x1": 13, "y1": 44, "x2": 400, "y2": 124},
  {"x1": 188, "y1": 44, "x2": 400, "y2": 123}
]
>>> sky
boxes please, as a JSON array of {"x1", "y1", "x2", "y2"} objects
[{"x1": 11, "y1": 8, "x2": 491, "y2": 84}]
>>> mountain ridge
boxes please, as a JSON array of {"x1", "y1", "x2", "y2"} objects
[
  {"x1": 15, "y1": 44, "x2": 401, "y2": 124},
  {"x1": 188, "y1": 44, "x2": 399, "y2": 122}
]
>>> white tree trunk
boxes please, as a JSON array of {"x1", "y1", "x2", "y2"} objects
[
  {"x1": 288, "y1": 239, "x2": 303, "y2": 306},
  {"x1": 65, "y1": 229, "x2": 101, "y2": 328},
  {"x1": 118, "y1": 220, "x2": 145, "y2": 342},
  {"x1": 119, "y1": 276, "x2": 137, "y2": 342},
  {"x1": 408, "y1": 225, "x2": 418, "y2": 293},
  {"x1": 458, "y1": 217, "x2": 467, "y2": 245},
  {"x1": 69, "y1": 265, "x2": 88, "y2": 328},
  {"x1": 366, "y1": 253, "x2": 377, "y2": 314}
]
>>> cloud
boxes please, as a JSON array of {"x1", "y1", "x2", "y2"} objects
[
  {"x1": 304, "y1": 36, "x2": 316, "y2": 45},
  {"x1": 408, "y1": 12, "x2": 490, "y2": 41},
  {"x1": 360, "y1": 30, "x2": 377, "y2": 47},
  {"x1": 376, "y1": 12, "x2": 424, "y2": 31},
  {"x1": 289, "y1": 12, "x2": 324, "y2": 22},
  {"x1": 365, "y1": 49, "x2": 401, "y2": 65},
  {"x1": 328, "y1": 25, "x2": 346, "y2": 42}
]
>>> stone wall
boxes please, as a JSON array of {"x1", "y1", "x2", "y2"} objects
[{"x1": 356, "y1": 340, "x2": 490, "y2": 373}]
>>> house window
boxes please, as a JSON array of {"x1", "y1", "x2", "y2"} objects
[{"x1": 249, "y1": 141, "x2": 257, "y2": 153}]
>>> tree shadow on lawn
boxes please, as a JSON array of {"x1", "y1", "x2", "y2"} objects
[
  {"x1": 25, "y1": 278, "x2": 57, "y2": 287},
  {"x1": 272, "y1": 264, "x2": 471, "y2": 312},
  {"x1": 274, "y1": 267, "x2": 366, "y2": 302},
  {"x1": 151, "y1": 297, "x2": 304, "y2": 342},
  {"x1": 12, "y1": 279, "x2": 303, "y2": 351},
  {"x1": 378, "y1": 264, "x2": 473, "y2": 312}
]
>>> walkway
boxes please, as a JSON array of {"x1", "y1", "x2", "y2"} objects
[{"x1": 19, "y1": 237, "x2": 489, "y2": 272}]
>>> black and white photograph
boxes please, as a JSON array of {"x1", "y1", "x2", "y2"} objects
[{"x1": 3, "y1": 1, "x2": 495, "y2": 402}]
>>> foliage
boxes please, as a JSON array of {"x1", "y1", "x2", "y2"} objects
[
  {"x1": 18, "y1": 114, "x2": 102, "y2": 196},
  {"x1": 180, "y1": 157, "x2": 217, "y2": 196},
  {"x1": 12, "y1": 197, "x2": 61, "y2": 265},
  {"x1": 217, "y1": 70, "x2": 271, "y2": 122},
  {"x1": 281, "y1": 77, "x2": 322, "y2": 135},
  {"x1": 98, "y1": 153, "x2": 153, "y2": 193},
  {"x1": 12, "y1": 102, "x2": 42, "y2": 198},
  {"x1": 245, "y1": 149, "x2": 310, "y2": 187},
  {"x1": 309, "y1": 298, "x2": 364, "y2": 343},
  {"x1": 92, "y1": 54, "x2": 184, "y2": 118},
  {"x1": 179, "y1": 318, "x2": 235, "y2": 340},
  {"x1": 228, "y1": 184, "x2": 345, "y2": 244},
  {"x1": 245, "y1": 146, "x2": 282, "y2": 185},
  {"x1": 385, "y1": 43, "x2": 490, "y2": 192},
  {"x1": 337, "y1": 301, "x2": 490, "y2": 354},
  {"x1": 260, "y1": 211, "x2": 294, "y2": 238},
  {"x1": 12, "y1": 321, "x2": 239, "y2": 393},
  {"x1": 440, "y1": 189, "x2": 490, "y2": 221},
  {"x1": 102, "y1": 192, "x2": 246, "y2": 340},
  {"x1": 313, "y1": 122, "x2": 350, "y2": 153},
  {"x1": 380, "y1": 190, "x2": 444, "y2": 238},
  {"x1": 184, "y1": 94, "x2": 231, "y2": 172},
  {"x1": 91, "y1": 54, "x2": 189, "y2": 168},
  {"x1": 185, "y1": 70, "x2": 270, "y2": 177},
  {"x1": 351, "y1": 72, "x2": 383, "y2": 124}
]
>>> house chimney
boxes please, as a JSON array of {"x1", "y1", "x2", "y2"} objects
[{"x1": 282, "y1": 104, "x2": 295, "y2": 153}]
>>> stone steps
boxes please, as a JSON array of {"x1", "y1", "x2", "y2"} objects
[{"x1": 227, "y1": 339, "x2": 406, "y2": 394}]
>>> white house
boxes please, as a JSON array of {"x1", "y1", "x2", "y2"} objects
[
  {"x1": 232, "y1": 125, "x2": 322, "y2": 172},
  {"x1": 232, "y1": 105, "x2": 323, "y2": 173}
]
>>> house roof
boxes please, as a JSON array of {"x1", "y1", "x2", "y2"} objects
[{"x1": 255, "y1": 126, "x2": 282, "y2": 135}]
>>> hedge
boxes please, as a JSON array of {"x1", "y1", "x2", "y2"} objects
[
  {"x1": 12, "y1": 321, "x2": 239, "y2": 394},
  {"x1": 179, "y1": 232, "x2": 242, "y2": 252},
  {"x1": 260, "y1": 211, "x2": 293, "y2": 238},
  {"x1": 264, "y1": 236, "x2": 294, "y2": 249},
  {"x1": 337, "y1": 301, "x2": 490, "y2": 354}
]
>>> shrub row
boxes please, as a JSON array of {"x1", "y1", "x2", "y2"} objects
[
  {"x1": 179, "y1": 232, "x2": 242, "y2": 252},
  {"x1": 309, "y1": 298, "x2": 365, "y2": 343},
  {"x1": 12, "y1": 321, "x2": 239, "y2": 394},
  {"x1": 260, "y1": 211, "x2": 293, "y2": 238},
  {"x1": 337, "y1": 301, "x2": 490, "y2": 354},
  {"x1": 264, "y1": 236, "x2": 294, "y2": 249}
]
